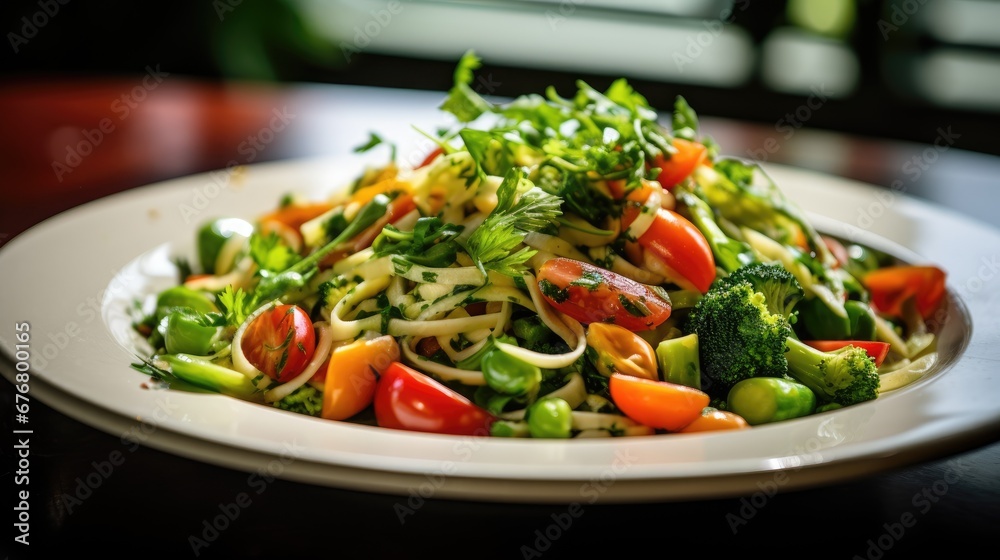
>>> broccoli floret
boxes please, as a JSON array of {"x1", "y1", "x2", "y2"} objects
[
  {"x1": 784, "y1": 338, "x2": 879, "y2": 407},
  {"x1": 317, "y1": 275, "x2": 356, "y2": 310},
  {"x1": 686, "y1": 280, "x2": 792, "y2": 398},
  {"x1": 719, "y1": 262, "x2": 803, "y2": 322},
  {"x1": 274, "y1": 385, "x2": 323, "y2": 416}
]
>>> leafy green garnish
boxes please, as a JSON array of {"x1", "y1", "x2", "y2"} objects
[
  {"x1": 217, "y1": 285, "x2": 250, "y2": 327},
  {"x1": 249, "y1": 231, "x2": 300, "y2": 273},
  {"x1": 440, "y1": 50, "x2": 494, "y2": 123},
  {"x1": 354, "y1": 131, "x2": 397, "y2": 161},
  {"x1": 463, "y1": 167, "x2": 561, "y2": 278},
  {"x1": 671, "y1": 95, "x2": 699, "y2": 141}
]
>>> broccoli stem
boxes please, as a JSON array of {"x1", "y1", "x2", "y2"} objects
[{"x1": 784, "y1": 337, "x2": 879, "y2": 406}]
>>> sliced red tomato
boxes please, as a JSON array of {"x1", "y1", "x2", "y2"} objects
[
  {"x1": 536, "y1": 257, "x2": 672, "y2": 331},
  {"x1": 802, "y1": 340, "x2": 891, "y2": 367},
  {"x1": 241, "y1": 304, "x2": 316, "y2": 383},
  {"x1": 821, "y1": 235, "x2": 849, "y2": 269},
  {"x1": 630, "y1": 208, "x2": 716, "y2": 293},
  {"x1": 609, "y1": 373, "x2": 710, "y2": 431},
  {"x1": 417, "y1": 147, "x2": 444, "y2": 168},
  {"x1": 649, "y1": 138, "x2": 708, "y2": 189},
  {"x1": 862, "y1": 265, "x2": 946, "y2": 321},
  {"x1": 374, "y1": 362, "x2": 495, "y2": 436}
]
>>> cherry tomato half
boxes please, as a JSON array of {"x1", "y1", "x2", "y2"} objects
[
  {"x1": 649, "y1": 138, "x2": 708, "y2": 188},
  {"x1": 417, "y1": 147, "x2": 444, "y2": 168},
  {"x1": 374, "y1": 362, "x2": 495, "y2": 436},
  {"x1": 609, "y1": 373, "x2": 710, "y2": 432},
  {"x1": 536, "y1": 257, "x2": 672, "y2": 331},
  {"x1": 241, "y1": 304, "x2": 316, "y2": 383},
  {"x1": 633, "y1": 208, "x2": 716, "y2": 293}
]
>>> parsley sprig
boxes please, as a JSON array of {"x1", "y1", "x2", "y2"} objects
[{"x1": 464, "y1": 167, "x2": 561, "y2": 278}]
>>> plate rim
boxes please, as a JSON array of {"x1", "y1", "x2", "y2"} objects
[{"x1": 3, "y1": 154, "x2": 999, "y2": 501}]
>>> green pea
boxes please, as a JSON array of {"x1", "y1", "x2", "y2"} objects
[
  {"x1": 527, "y1": 397, "x2": 573, "y2": 439},
  {"x1": 481, "y1": 348, "x2": 541, "y2": 396},
  {"x1": 727, "y1": 377, "x2": 816, "y2": 425},
  {"x1": 164, "y1": 308, "x2": 220, "y2": 356}
]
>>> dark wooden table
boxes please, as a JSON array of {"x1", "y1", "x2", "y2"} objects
[{"x1": 2, "y1": 77, "x2": 999, "y2": 559}]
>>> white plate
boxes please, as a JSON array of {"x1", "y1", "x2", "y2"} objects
[{"x1": 2, "y1": 155, "x2": 999, "y2": 503}]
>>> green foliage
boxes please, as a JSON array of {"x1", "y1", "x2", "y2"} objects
[
  {"x1": 217, "y1": 285, "x2": 250, "y2": 327},
  {"x1": 440, "y1": 50, "x2": 494, "y2": 123},
  {"x1": 464, "y1": 167, "x2": 562, "y2": 277},
  {"x1": 274, "y1": 385, "x2": 324, "y2": 416},
  {"x1": 249, "y1": 231, "x2": 301, "y2": 273}
]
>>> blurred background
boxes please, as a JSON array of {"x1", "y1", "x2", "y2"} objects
[
  {"x1": 3, "y1": 0, "x2": 999, "y2": 152},
  {"x1": 2, "y1": 0, "x2": 999, "y2": 240}
]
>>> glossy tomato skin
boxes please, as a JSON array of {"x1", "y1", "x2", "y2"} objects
[
  {"x1": 241, "y1": 304, "x2": 316, "y2": 383},
  {"x1": 862, "y1": 265, "x2": 946, "y2": 321},
  {"x1": 637, "y1": 208, "x2": 716, "y2": 293},
  {"x1": 374, "y1": 362, "x2": 495, "y2": 436},
  {"x1": 536, "y1": 258, "x2": 672, "y2": 331},
  {"x1": 649, "y1": 138, "x2": 708, "y2": 188},
  {"x1": 609, "y1": 373, "x2": 710, "y2": 431}
]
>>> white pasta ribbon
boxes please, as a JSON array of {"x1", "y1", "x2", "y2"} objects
[
  {"x1": 621, "y1": 186, "x2": 661, "y2": 242},
  {"x1": 523, "y1": 232, "x2": 594, "y2": 264},
  {"x1": 401, "y1": 336, "x2": 487, "y2": 385}
]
